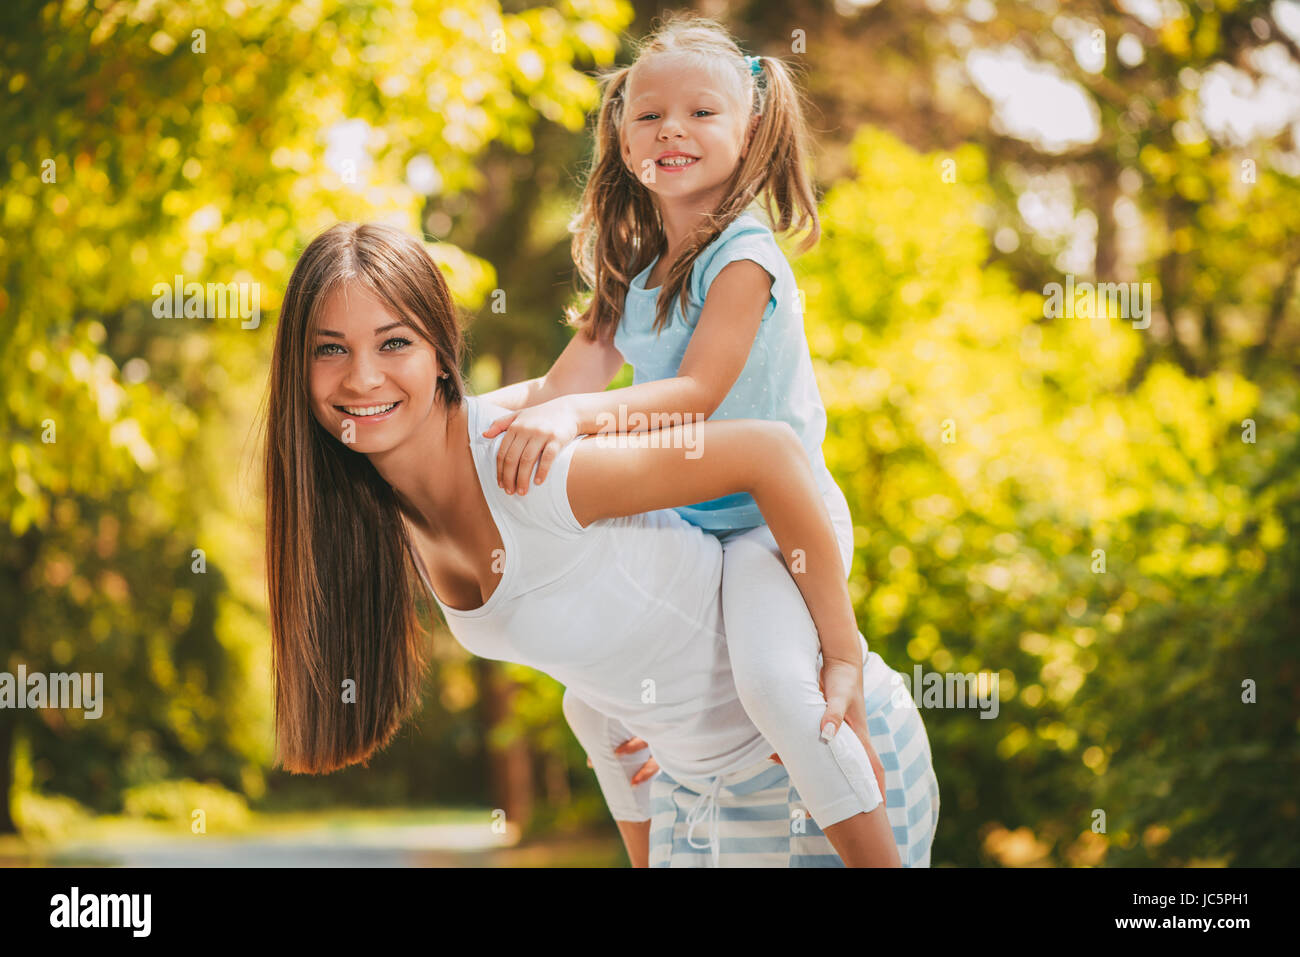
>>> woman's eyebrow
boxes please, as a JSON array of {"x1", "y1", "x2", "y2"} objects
[{"x1": 315, "y1": 321, "x2": 407, "y2": 338}]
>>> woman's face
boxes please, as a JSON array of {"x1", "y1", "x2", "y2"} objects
[
  {"x1": 308, "y1": 282, "x2": 441, "y2": 454},
  {"x1": 620, "y1": 53, "x2": 754, "y2": 208}
]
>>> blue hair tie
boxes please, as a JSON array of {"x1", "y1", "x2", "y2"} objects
[{"x1": 743, "y1": 54, "x2": 762, "y2": 77}]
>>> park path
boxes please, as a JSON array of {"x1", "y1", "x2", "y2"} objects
[
  {"x1": 4, "y1": 819, "x2": 623, "y2": 867},
  {"x1": 31, "y1": 821, "x2": 512, "y2": 867}
]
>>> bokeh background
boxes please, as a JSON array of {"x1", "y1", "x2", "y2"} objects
[{"x1": 2, "y1": 0, "x2": 1298, "y2": 867}]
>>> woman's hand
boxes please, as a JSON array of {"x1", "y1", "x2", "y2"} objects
[
  {"x1": 482, "y1": 397, "x2": 581, "y2": 495},
  {"x1": 585, "y1": 735, "x2": 660, "y2": 786},
  {"x1": 819, "y1": 656, "x2": 887, "y2": 807}
]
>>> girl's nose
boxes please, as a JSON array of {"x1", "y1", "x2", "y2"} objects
[{"x1": 658, "y1": 118, "x2": 685, "y2": 139}]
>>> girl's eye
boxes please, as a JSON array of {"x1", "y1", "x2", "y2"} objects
[
  {"x1": 636, "y1": 111, "x2": 713, "y2": 120},
  {"x1": 381, "y1": 336, "x2": 412, "y2": 351},
  {"x1": 314, "y1": 342, "x2": 343, "y2": 357}
]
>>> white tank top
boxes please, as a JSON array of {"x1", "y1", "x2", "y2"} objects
[{"x1": 414, "y1": 394, "x2": 775, "y2": 782}]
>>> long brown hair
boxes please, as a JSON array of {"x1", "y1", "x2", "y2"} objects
[
  {"x1": 566, "y1": 12, "x2": 821, "y2": 340},
  {"x1": 264, "y1": 222, "x2": 465, "y2": 774}
]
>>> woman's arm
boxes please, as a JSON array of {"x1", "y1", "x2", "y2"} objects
[
  {"x1": 565, "y1": 418, "x2": 861, "y2": 669},
  {"x1": 562, "y1": 690, "x2": 654, "y2": 867},
  {"x1": 615, "y1": 820, "x2": 651, "y2": 868},
  {"x1": 478, "y1": 326, "x2": 627, "y2": 411}
]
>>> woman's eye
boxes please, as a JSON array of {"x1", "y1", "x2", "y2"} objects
[{"x1": 313, "y1": 337, "x2": 411, "y2": 358}]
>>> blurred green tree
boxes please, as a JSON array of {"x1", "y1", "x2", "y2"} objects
[
  {"x1": 799, "y1": 124, "x2": 1299, "y2": 866},
  {"x1": 0, "y1": 0, "x2": 630, "y2": 833}
]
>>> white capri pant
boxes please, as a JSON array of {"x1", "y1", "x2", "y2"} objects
[
  {"x1": 564, "y1": 470, "x2": 940, "y2": 866},
  {"x1": 715, "y1": 470, "x2": 895, "y2": 826}
]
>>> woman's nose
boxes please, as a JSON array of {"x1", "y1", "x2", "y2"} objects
[{"x1": 343, "y1": 353, "x2": 384, "y2": 391}]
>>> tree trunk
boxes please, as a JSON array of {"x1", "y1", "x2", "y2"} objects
[
  {"x1": 0, "y1": 719, "x2": 14, "y2": 833},
  {"x1": 0, "y1": 527, "x2": 41, "y2": 834},
  {"x1": 1093, "y1": 158, "x2": 1121, "y2": 282},
  {"x1": 474, "y1": 659, "x2": 534, "y2": 834}
]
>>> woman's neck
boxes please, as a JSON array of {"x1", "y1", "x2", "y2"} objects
[{"x1": 367, "y1": 397, "x2": 470, "y2": 540}]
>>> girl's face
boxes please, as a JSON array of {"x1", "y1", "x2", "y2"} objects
[
  {"x1": 620, "y1": 54, "x2": 756, "y2": 209},
  {"x1": 308, "y1": 282, "x2": 442, "y2": 454}
]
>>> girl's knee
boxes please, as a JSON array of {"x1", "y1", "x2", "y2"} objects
[{"x1": 729, "y1": 649, "x2": 817, "y2": 717}]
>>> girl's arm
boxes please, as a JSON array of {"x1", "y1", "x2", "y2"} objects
[
  {"x1": 477, "y1": 325, "x2": 627, "y2": 411},
  {"x1": 484, "y1": 261, "x2": 770, "y2": 493},
  {"x1": 568, "y1": 261, "x2": 772, "y2": 431},
  {"x1": 476, "y1": 375, "x2": 548, "y2": 411},
  {"x1": 564, "y1": 417, "x2": 861, "y2": 671}
]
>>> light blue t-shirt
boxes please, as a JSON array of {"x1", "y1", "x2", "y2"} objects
[{"x1": 612, "y1": 211, "x2": 829, "y2": 532}]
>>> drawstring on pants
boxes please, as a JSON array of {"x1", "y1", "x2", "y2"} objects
[{"x1": 684, "y1": 773, "x2": 724, "y2": 867}]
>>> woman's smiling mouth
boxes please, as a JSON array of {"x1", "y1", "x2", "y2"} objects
[{"x1": 336, "y1": 400, "x2": 401, "y2": 420}]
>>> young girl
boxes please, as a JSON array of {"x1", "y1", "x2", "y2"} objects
[{"x1": 480, "y1": 14, "x2": 940, "y2": 866}]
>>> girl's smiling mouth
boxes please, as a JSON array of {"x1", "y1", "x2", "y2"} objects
[{"x1": 656, "y1": 151, "x2": 699, "y2": 170}]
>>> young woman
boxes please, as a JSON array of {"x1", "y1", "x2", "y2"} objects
[{"x1": 264, "y1": 221, "x2": 938, "y2": 866}]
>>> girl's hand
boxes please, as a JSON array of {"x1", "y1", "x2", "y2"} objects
[
  {"x1": 482, "y1": 397, "x2": 581, "y2": 495},
  {"x1": 819, "y1": 656, "x2": 887, "y2": 808}
]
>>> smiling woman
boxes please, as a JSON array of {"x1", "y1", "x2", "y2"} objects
[
  {"x1": 311, "y1": 297, "x2": 429, "y2": 433},
  {"x1": 263, "y1": 221, "x2": 938, "y2": 868},
  {"x1": 264, "y1": 223, "x2": 465, "y2": 778},
  {"x1": 299, "y1": 264, "x2": 465, "y2": 468},
  {"x1": 314, "y1": 310, "x2": 416, "y2": 429}
]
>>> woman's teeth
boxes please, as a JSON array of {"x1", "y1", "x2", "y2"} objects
[
  {"x1": 340, "y1": 402, "x2": 398, "y2": 416},
  {"x1": 658, "y1": 156, "x2": 698, "y2": 167}
]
